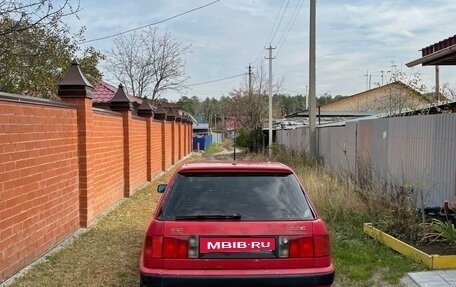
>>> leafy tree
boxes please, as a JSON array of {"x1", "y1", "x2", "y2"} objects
[
  {"x1": 177, "y1": 95, "x2": 200, "y2": 115},
  {"x1": 274, "y1": 93, "x2": 306, "y2": 115},
  {"x1": 317, "y1": 93, "x2": 333, "y2": 106},
  {"x1": 229, "y1": 64, "x2": 282, "y2": 152},
  {"x1": 0, "y1": 18, "x2": 103, "y2": 98},
  {"x1": 107, "y1": 27, "x2": 191, "y2": 100}
]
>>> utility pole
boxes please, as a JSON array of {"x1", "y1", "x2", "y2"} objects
[
  {"x1": 247, "y1": 65, "x2": 253, "y2": 150},
  {"x1": 381, "y1": 70, "x2": 384, "y2": 86},
  {"x1": 435, "y1": 65, "x2": 440, "y2": 102},
  {"x1": 369, "y1": 74, "x2": 372, "y2": 90},
  {"x1": 363, "y1": 70, "x2": 369, "y2": 90},
  {"x1": 305, "y1": 85, "x2": 309, "y2": 109},
  {"x1": 391, "y1": 60, "x2": 397, "y2": 79},
  {"x1": 309, "y1": 0, "x2": 317, "y2": 157},
  {"x1": 266, "y1": 44, "x2": 275, "y2": 156},
  {"x1": 248, "y1": 65, "x2": 253, "y2": 127},
  {"x1": 248, "y1": 65, "x2": 253, "y2": 96}
]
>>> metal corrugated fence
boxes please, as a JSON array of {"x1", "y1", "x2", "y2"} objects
[{"x1": 277, "y1": 113, "x2": 456, "y2": 207}]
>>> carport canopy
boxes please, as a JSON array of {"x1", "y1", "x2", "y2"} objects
[{"x1": 406, "y1": 35, "x2": 456, "y2": 67}]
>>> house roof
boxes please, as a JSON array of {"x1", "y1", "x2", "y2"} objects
[
  {"x1": 285, "y1": 81, "x2": 433, "y2": 123},
  {"x1": 406, "y1": 35, "x2": 456, "y2": 67},
  {"x1": 319, "y1": 81, "x2": 428, "y2": 108},
  {"x1": 93, "y1": 80, "x2": 142, "y2": 105}
]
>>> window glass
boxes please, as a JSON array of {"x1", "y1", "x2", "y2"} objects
[{"x1": 159, "y1": 173, "x2": 314, "y2": 220}]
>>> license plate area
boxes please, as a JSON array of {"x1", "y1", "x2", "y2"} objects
[{"x1": 199, "y1": 237, "x2": 277, "y2": 259}]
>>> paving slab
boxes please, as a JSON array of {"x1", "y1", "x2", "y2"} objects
[{"x1": 405, "y1": 270, "x2": 456, "y2": 287}]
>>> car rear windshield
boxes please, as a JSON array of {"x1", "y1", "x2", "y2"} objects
[{"x1": 158, "y1": 173, "x2": 314, "y2": 220}]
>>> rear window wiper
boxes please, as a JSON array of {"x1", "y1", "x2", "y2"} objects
[{"x1": 174, "y1": 213, "x2": 242, "y2": 220}]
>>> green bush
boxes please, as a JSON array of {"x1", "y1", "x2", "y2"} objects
[{"x1": 421, "y1": 219, "x2": 456, "y2": 245}]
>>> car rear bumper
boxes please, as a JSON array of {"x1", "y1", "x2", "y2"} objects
[{"x1": 140, "y1": 266, "x2": 335, "y2": 287}]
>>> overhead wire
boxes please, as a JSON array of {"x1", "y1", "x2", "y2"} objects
[
  {"x1": 265, "y1": 0, "x2": 286, "y2": 46},
  {"x1": 275, "y1": 0, "x2": 305, "y2": 57},
  {"x1": 250, "y1": 0, "x2": 288, "y2": 67},
  {"x1": 269, "y1": 0, "x2": 290, "y2": 45},
  {"x1": 187, "y1": 73, "x2": 246, "y2": 87},
  {"x1": 78, "y1": 0, "x2": 221, "y2": 44}
]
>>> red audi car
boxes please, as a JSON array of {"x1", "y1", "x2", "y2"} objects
[{"x1": 139, "y1": 161, "x2": 335, "y2": 287}]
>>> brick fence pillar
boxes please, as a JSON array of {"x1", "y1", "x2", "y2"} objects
[
  {"x1": 182, "y1": 117, "x2": 188, "y2": 156},
  {"x1": 175, "y1": 113, "x2": 182, "y2": 160},
  {"x1": 164, "y1": 108, "x2": 176, "y2": 164},
  {"x1": 188, "y1": 119, "x2": 193, "y2": 154},
  {"x1": 138, "y1": 100, "x2": 154, "y2": 181},
  {"x1": 110, "y1": 84, "x2": 134, "y2": 197},
  {"x1": 58, "y1": 59, "x2": 94, "y2": 228},
  {"x1": 153, "y1": 105, "x2": 167, "y2": 171}
]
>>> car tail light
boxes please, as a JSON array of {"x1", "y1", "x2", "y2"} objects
[
  {"x1": 145, "y1": 235, "x2": 163, "y2": 258},
  {"x1": 314, "y1": 234, "x2": 330, "y2": 257},
  {"x1": 163, "y1": 237, "x2": 188, "y2": 258},
  {"x1": 289, "y1": 237, "x2": 314, "y2": 258},
  {"x1": 144, "y1": 235, "x2": 194, "y2": 267},
  {"x1": 143, "y1": 235, "x2": 163, "y2": 268},
  {"x1": 279, "y1": 234, "x2": 330, "y2": 259}
]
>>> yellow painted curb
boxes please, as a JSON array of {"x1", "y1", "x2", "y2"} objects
[{"x1": 363, "y1": 223, "x2": 456, "y2": 270}]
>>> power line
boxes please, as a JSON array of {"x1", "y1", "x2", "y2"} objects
[
  {"x1": 275, "y1": 0, "x2": 304, "y2": 57},
  {"x1": 269, "y1": 0, "x2": 290, "y2": 45},
  {"x1": 187, "y1": 73, "x2": 246, "y2": 87},
  {"x1": 251, "y1": 0, "x2": 287, "y2": 65},
  {"x1": 283, "y1": 88, "x2": 304, "y2": 94},
  {"x1": 265, "y1": 0, "x2": 286, "y2": 45},
  {"x1": 79, "y1": 0, "x2": 221, "y2": 44}
]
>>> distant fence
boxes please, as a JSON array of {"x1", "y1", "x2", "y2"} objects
[
  {"x1": 212, "y1": 132, "x2": 223, "y2": 144},
  {"x1": 0, "y1": 63, "x2": 193, "y2": 282},
  {"x1": 277, "y1": 113, "x2": 456, "y2": 208},
  {"x1": 193, "y1": 134, "x2": 213, "y2": 151}
]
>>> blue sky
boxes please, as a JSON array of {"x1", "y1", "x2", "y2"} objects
[{"x1": 70, "y1": 0, "x2": 456, "y2": 101}]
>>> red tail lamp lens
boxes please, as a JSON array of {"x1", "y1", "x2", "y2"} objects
[
  {"x1": 163, "y1": 237, "x2": 188, "y2": 258},
  {"x1": 289, "y1": 237, "x2": 313, "y2": 258},
  {"x1": 144, "y1": 235, "x2": 163, "y2": 258},
  {"x1": 314, "y1": 234, "x2": 330, "y2": 257}
]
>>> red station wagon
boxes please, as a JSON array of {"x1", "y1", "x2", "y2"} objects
[{"x1": 139, "y1": 161, "x2": 335, "y2": 287}]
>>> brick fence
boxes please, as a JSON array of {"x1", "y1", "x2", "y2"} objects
[{"x1": 0, "y1": 61, "x2": 193, "y2": 282}]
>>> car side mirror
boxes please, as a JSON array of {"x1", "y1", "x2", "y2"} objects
[{"x1": 157, "y1": 184, "x2": 167, "y2": 193}]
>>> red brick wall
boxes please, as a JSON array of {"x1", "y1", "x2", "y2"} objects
[
  {"x1": 130, "y1": 117, "x2": 147, "y2": 191},
  {"x1": 150, "y1": 120, "x2": 163, "y2": 176},
  {"x1": 173, "y1": 122, "x2": 179, "y2": 163},
  {"x1": 92, "y1": 111, "x2": 124, "y2": 218},
  {"x1": 1, "y1": 94, "x2": 188, "y2": 282},
  {"x1": 164, "y1": 121, "x2": 173, "y2": 169},
  {"x1": 0, "y1": 100, "x2": 79, "y2": 281}
]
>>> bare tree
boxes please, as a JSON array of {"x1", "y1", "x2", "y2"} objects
[
  {"x1": 229, "y1": 64, "x2": 282, "y2": 152},
  {"x1": 107, "y1": 27, "x2": 191, "y2": 100},
  {"x1": 441, "y1": 82, "x2": 456, "y2": 102},
  {"x1": 373, "y1": 70, "x2": 427, "y2": 116},
  {"x1": 0, "y1": 0, "x2": 80, "y2": 37}
]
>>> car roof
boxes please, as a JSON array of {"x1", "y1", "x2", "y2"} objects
[{"x1": 177, "y1": 161, "x2": 293, "y2": 174}]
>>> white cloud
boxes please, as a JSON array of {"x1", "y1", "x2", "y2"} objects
[{"x1": 67, "y1": 0, "x2": 456, "y2": 100}]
